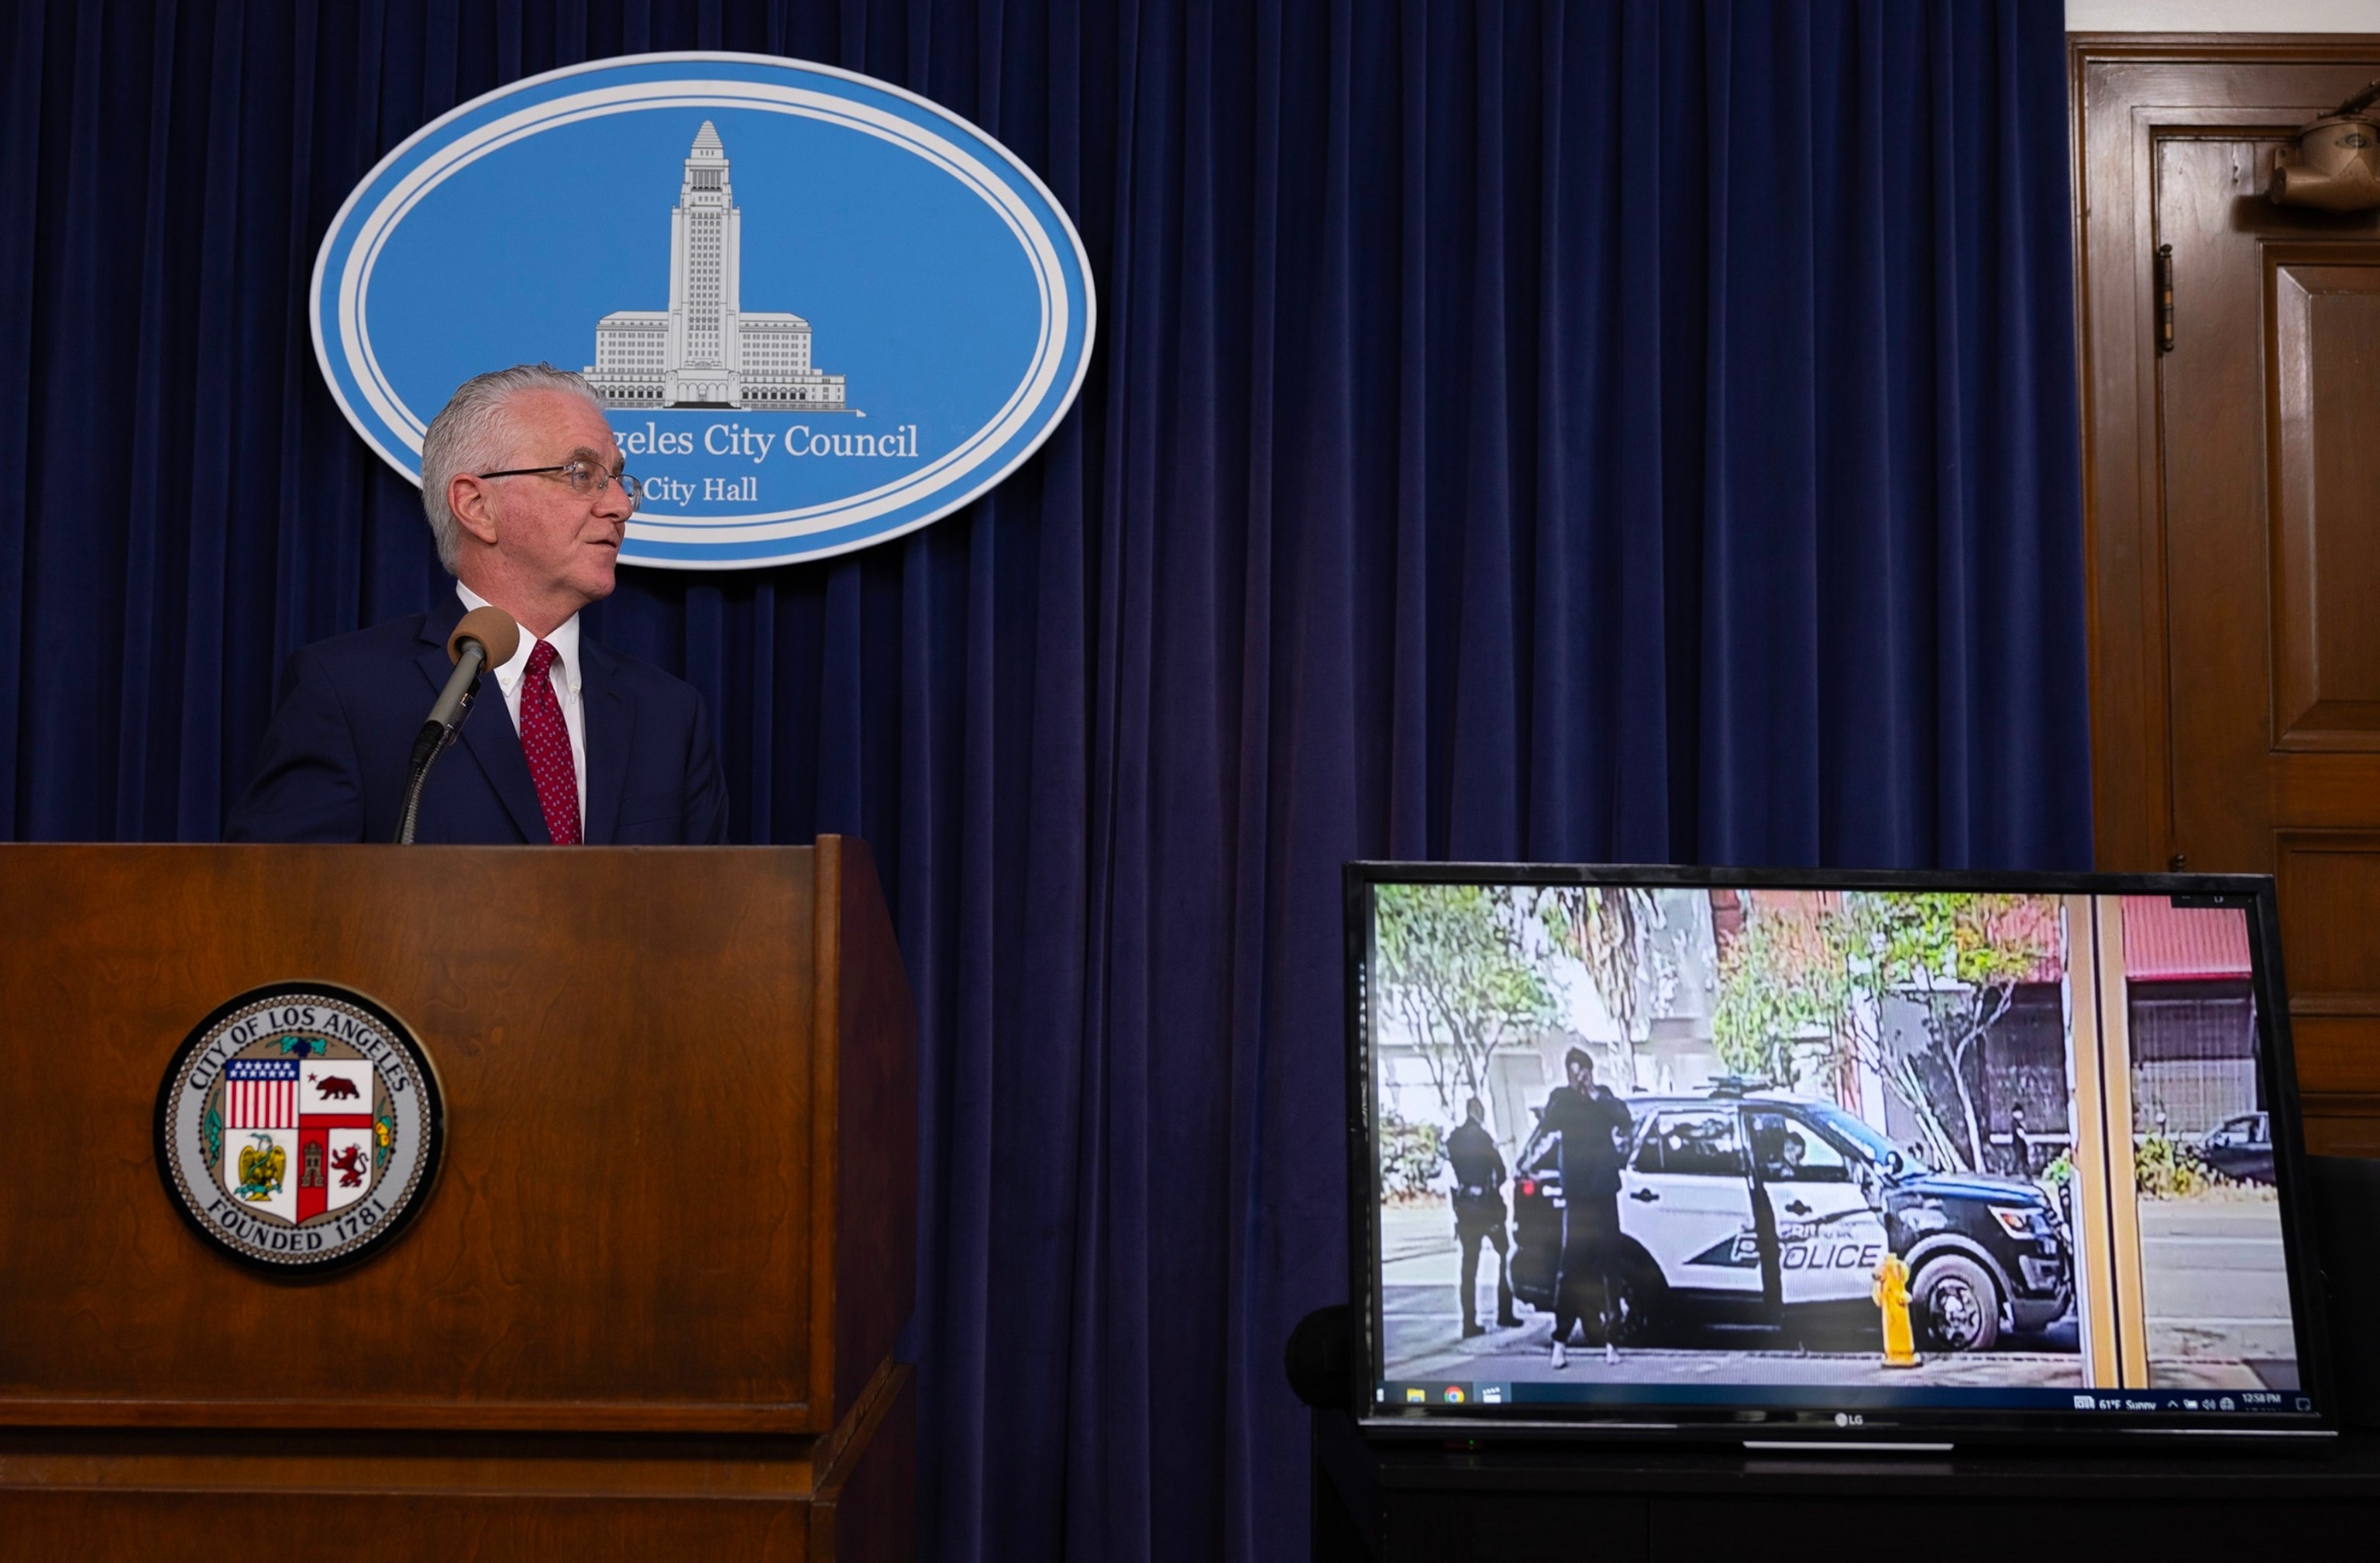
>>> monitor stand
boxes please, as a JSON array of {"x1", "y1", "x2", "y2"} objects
[{"x1": 1742, "y1": 1438, "x2": 1953, "y2": 1453}]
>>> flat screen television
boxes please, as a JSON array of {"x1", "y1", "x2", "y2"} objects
[{"x1": 1345, "y1": 865, "x2": 2335, "y2": 1444}]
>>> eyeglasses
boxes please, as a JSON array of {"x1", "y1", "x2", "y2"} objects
[{"x1": 475, "y1": 460, "x2": 644, "y2": 511}]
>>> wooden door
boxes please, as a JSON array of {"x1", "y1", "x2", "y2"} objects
[{"x1": 2076, "y1": 37, "x2": 2380, "y2": 1155}]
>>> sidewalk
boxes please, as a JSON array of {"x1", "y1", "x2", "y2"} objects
[
  {"x1": 1377, "y1": 1203, "x2": 2093, "y2": 1389},
  {"x1": 1382, "y1": 1284, "x2": 2092, "y2": 1387}
]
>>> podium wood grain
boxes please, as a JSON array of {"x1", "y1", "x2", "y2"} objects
[
  {"x1": 0, "y1": 1362, "x2": 914, "y2": 1561},
  {"x1": 0, "y1": 840, "x2": 916, "y2": 1437}
]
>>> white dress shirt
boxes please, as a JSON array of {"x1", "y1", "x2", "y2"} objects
[{"x1": 456, "y1": 584, "x2": 588, "y2": 825}]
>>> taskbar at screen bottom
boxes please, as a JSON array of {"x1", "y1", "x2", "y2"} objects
[{"x1": 1375, "y1": 1380, "x2": 2316, "y2": 1419}]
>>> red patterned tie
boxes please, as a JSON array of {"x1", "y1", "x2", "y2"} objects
[{"x1": 518, "y1": 639, "x2": 582, "y2": 845}]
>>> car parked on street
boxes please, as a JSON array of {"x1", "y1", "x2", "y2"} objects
[
  {"x1": 2195, "y1": 1110, "x2": 2275, "y2": 1183},
  {"x1": 1508, "y1": 1086, "x2": 2073, "y2": 1352}
]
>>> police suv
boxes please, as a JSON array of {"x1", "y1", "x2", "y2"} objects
[{"x1": 1508, "y1": 1086, "x2": 2073, "y2": 1352}]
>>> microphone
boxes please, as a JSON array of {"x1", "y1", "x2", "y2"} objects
[{"x1": 394, "y1": 606, "x2": 521, "y2": 845}]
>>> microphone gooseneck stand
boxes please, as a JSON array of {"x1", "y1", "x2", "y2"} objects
[
  {"x1": 393, "y1": 677, "x2": 481, "y2": 845},
  {"x1": 394, "y1": 606, "x2": 518, "y2": 845}
]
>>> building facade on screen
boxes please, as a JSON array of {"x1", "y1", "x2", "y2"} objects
[{"x1": 585, "y1": 122, "x2": 848, "y2": 411}]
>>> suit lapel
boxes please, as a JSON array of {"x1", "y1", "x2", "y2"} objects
[
  {"x1": 579, "y1": 635, "x2": 633, "y2": 845},
  {"x1": 416, "y1": 604, "x2": 549, "y2": 844}
]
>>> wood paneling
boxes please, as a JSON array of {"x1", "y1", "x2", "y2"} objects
[
  {"x1": 2289, "y1": 1019, "x2": 2380, "y2": 1096},
  {"x1": 2271, "y1": 750, "x2": 2380, "y2": 828},
  {"x1": 0, "y1": 1364, "x2": 913, "y2": 1561},
  {"x1": 2153, "y1": 133, "x2": 2285, "y2": 876},
  {"x1": 2277, "y1": 831, "x2": 2380, "y2": 995},
  {"x1": 2303, "y1": 1098, "x2": 2380, "y2": 1157},
  {"x1": 0, "y1": 1491, "x2": 810, "y2": 1561},
  {"x1": 0, "y1": 843, "x2": 913, "y2": 1436},
  {"x1": 0, "y1": 842, "x2": 917, "y2": 1554},
  {"x1": 2268, "y1": 250, "x2": 2380, "y2": 748},
  {"x1": 2275, "y1": 837, "x2": 2380, "y2": 1121},
  {"x1": 2075, "y1": 36, "x2": 2380, "y2": 1143},
  {"x1": 810, "y1": 1362, "x2": 917, "y2": 1563},
  {"x1": 824, "y1": 841, "x2": 920, "y2": 1433},
  {"x1": 2073, "y1": 38, "x2": 2380, "y2": 873}
]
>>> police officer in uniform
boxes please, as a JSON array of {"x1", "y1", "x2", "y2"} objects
[
  {"x1": 1446, "y1": 1096, "x2": 1520, "y2": 1338},
  {"x1": 1540, "y1": 1048, "x2": 1635, "y2": 1368}
]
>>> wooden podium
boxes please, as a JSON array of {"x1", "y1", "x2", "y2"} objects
[{"x1": 0, "y1": 839, "x2": 917, "y2": 1560}]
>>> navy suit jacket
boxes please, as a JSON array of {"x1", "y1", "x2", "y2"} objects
[{"x1": 225, "y1": 597, "x2": 730, "y2": 845}]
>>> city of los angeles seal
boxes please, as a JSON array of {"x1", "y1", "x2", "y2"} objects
[{"x1": 154, "y1": 982, "x2": 444, "y2": 1272}]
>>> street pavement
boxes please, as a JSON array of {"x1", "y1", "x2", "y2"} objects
[
  {"x1": 1376, "y1": 1194, "x2": 2302, "y2": 1392},
  {"x1": 1381, "y1": 1286, "x2": 2088, "y2": 1387},
  {"x1": 2138, "y1": 1193, "x2": 2298, "y2": 1389}
]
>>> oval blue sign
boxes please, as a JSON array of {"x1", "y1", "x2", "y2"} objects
[{"x1": 311, "y1": 53, "x2": 1095, "y2": 570}]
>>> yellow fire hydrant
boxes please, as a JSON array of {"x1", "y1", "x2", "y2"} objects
[{"x1": 1873, "y1": 1252, "x2": 1919, "y2": 1368}]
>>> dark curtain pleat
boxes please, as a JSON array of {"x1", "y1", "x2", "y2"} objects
[
  {"x1": 0, "y1": 2, "x2": 43, "y2": 831},
  {"x1": 0, "y1": 2, "x2": 2090, "y2": 1557}
]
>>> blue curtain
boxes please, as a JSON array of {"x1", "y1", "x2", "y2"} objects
[{"x1": 0, "y1": 1, "x2": 2088, "y2": 1556}]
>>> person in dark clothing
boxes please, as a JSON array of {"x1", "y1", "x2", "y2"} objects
[
  {"x1": 1744, "y1": 1111, "x2": 1790, "y2": 1325},
  {"x1": 1446, "y1": 1097, "x2": 1521, "y2": 1338},
  {"x1": 1538, "y1": 1048, "x2": 1635, "y2": 1367}
]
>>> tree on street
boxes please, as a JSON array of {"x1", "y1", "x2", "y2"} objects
[
  {"x1": 1712, "y1": 891, "x2": 2059, "y2": 1172},
  {"x1": 1374, "y1": 883, "x2": 1559, "y2": 1122}
]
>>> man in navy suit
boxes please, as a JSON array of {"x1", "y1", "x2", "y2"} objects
[{"x1": 226, "y1": 364, "x2": 729, "y2": 845}]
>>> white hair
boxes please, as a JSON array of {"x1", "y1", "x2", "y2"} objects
[{"x1": 418, "y1": 363, "x2": 605, "y2": 572}]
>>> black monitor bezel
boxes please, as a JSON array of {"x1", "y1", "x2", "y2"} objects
[{"x1": 1343, "y1": 861, "x2": 2337, "y2": 1444}]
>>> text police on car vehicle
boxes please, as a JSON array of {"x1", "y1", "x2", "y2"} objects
[{"x1": 1508, "y1": 1082, "x2": 2073, "y2": 1352}]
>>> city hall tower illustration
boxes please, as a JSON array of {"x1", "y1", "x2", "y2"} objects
[{"x1": 586, "y1": 122, "x2": 848, "y2": 411}]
